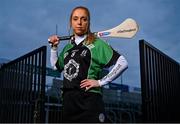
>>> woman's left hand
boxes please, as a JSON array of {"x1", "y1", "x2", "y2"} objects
[{"x1": 80, "y1": 79, "x2": 100, "y2": 91}]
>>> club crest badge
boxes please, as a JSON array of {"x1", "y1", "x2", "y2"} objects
[{"x1": 64, "y1": 59, "x2": 79, "y2": 81}]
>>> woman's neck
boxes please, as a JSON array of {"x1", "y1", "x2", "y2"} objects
[{"x1": 74, "y1": 34, "x2": 87, "y2": 45}]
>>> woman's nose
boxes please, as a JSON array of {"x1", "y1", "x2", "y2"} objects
[{"x1": 77, "y1": 19, "x2": 82, "y2": 25}]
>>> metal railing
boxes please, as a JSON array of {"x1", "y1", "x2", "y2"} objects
[
  {"x1": 0, "y1": 46, "x2": 47, "y2": 123},
  {"x1": 139, "y1": 40, "x2": 180, "y2": 122}
]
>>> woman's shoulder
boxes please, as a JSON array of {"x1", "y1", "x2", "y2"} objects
[
  {"x1": 62, "y1": 43, "x2": 74, "y2": 52},
  {"x1": 93, "y1": 38, "x2": 109, "y2": 46}
]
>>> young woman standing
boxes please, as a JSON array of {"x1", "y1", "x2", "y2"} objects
[{"x1": 48, "y1": 6, "x2": 128, "y2": 123}]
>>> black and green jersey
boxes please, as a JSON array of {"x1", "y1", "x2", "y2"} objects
[{"x1": 56, "y1": 38, "x2": 120, "y2": 93}]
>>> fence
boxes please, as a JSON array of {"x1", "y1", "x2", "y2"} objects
[
  {"x1": 0, "y1": 46, "x2": 46, "y2": 123},
  {"x1": 139, "y1": 40, "x2": 180, "y2": 122}
]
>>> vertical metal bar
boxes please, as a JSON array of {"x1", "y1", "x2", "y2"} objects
[
  {"x1": 34, "y1": 53, "x2": 37, "y2": 100},
  {"x1": 21, "y1": 59, "x2": 25, "y2": 122},
  {"x1": 149, "y1": 48, "x2": 156, "y2": 121},
  {"x1": 6, "y1": 67, "x2": 10, "y2": 122},
  {"x1": 4, "y1": 67, "x2": 7, "y2": 122},
  {"x1": 159, "y1": 55, "x2": 164, "y2": 121},
  {"x1": 17, "y1": 61, "x2": 21, "y2": 122},
  {"x1": 166, "y1": 60, "x2": 170, "y2": 121},
  {"x1": 38, "y1": 52, "x2": 41, "y2": 95},
  {"x1": 19, "y1": 60, "x2": 24, "y2": 122},
  {"x1": 26, "y1": 56, "x2": 31, "y2": 122},
  {"x1": 152, "y1": 49, "x2": 158, "y2": 121},
  {"x1": 8, "y1": 65, "x2": 13, "y2": 122},
  {"x1": 12, "y1": 63, "x2": 16, "y2": 122},
  {"x1": 11, "y1": 64, "x2": 15, "y2": 122},
  {"x1": 145, "y1": 46, "x2": 151, "y2": 121},
  {"x1": 148, "y1": 47, "x2": 155, "y2": 121},
  {"x1": 162, "y1": 56, "x2": 168, "y2": 120},
  {"x1": 30, "y1": 55, "x2": 34, "y2": 122},
  {"x1": 23, "y1": 57, "x2": 28, "y2": 122},
  {"x1": 15, "y1": 62, "x2": 20, "y2": 123},
  {"x1": 33, "y1": 53, "x2": 38, "y2": 122},
  {"x1": 139, "y1": 40, "x2": 148, "y2": 122},
  {"x1": 154, "y1": 51, "x2": 159, "y2": 120},
  {"x1": 1, "y1": 68, "x2": 5, "y2": 122},
  {"x1": 41, "y1": 46, "x2": 46, "y2": 122}
]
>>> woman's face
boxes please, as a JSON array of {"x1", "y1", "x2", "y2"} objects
[{"x1": 71, "y1": 8, "x2": 89, "y2": 36}]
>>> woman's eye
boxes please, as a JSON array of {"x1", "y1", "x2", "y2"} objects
[
  {"x1": 82, "y1": 17, "x2": 87, "y2": 22},
  {"x1": 83, "y1": 18, "x2": 87, "y2": 22},
  {"x1": 72, "y1": 17, "x2": 78, "y2": 21},
  {"x1": 73, "y1": 18, "x2": 78, "y2": 21}
]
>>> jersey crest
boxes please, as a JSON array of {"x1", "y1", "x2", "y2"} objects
[{"x1": 64, "y1": 59, "x2": 80, "y2": 81}]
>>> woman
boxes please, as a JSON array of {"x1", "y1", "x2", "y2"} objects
[{"x1": 49, "y1": 6, "x2": 128, "y2": 123}]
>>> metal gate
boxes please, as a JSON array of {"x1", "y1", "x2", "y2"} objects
[
  {"x1": 0, "y1": 46, "x2": 46, "y2": 123},
  {"x1": 139, "y1": 40, "x2": 180, "y2": 122}
]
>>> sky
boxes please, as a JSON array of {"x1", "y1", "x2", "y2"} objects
[{"x1": 0, "y1": 0, "x2": 180, "y2": 88}]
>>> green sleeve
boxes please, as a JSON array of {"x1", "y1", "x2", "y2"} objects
[
  {"x1": 56, "y1": 44, "x2": 73, "y2": 71},
  {"x1": 95, "y1": 39, "x2": 113, "y2": 67}
]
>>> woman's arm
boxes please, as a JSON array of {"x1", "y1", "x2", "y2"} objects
[
  {"x1": 98, "y1": 55, "x2": 128, "y2": 86},
  {"x1": 50, "y1": 47, "x2": 58, "y2": 70},
  {"x1": 80, "y1": 55, "x2": 128, "y2": 90},
  {"x1": 49, "y1": 35, "x2": 60, "y2": 70}
]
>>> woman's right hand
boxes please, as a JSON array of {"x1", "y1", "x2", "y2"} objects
[{"x1": 48, "y1": 35, "x2": 60, "y2": 47}]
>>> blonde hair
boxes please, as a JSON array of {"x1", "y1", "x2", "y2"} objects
[{"x1": 69, "y1": 6, "x2": 96, "y2": 45}]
